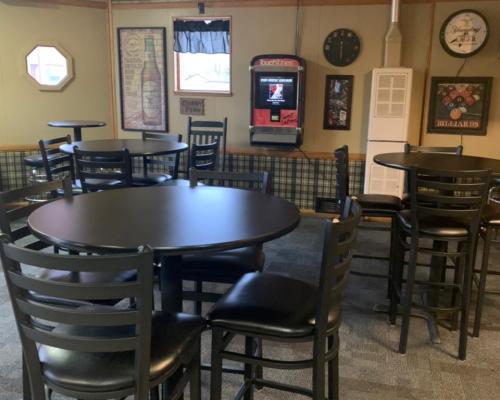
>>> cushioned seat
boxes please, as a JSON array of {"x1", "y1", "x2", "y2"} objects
[
  {"x1": 482, "y1": 204, "x2": 500, "y2": 226},
  {"x1": 397, "y1": 209, "x2": 469, "y2": 237},
  {"x1": 160, "y1": 179, "x2": 191, "y2": 187},
  {"x1": 39, "y1": 311, "x2": 205, "y2": 393},
  {"x1": 181, "y1": 246, "x2": 265, "y2": 283},
  {"x1": 208, "y1": 272, "x2": 341, "y2": 338},
  {"x1": 356, "y1": 193, "x2": 402, "y2": 212},
  {"x1": 132, "y1": 172, "x2": 172, "y2": 186},
  {"x1": 24, "y1": 153, "x2": 60, "y2": 167}
]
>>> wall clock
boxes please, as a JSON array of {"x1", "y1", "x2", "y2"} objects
[
  {"x1": 440, "y1": 9, "x2": 489, "y2": 58},
  {"x1": 323, "y1": 29, "x2": 361, "y2": 67}
]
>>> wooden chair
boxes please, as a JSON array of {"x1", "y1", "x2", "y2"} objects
[
  {"x1": 190, "y1": 141, "x2": 219, "y2": 171},
  {"x1": 183, "y1": 168, "x2": 271, "y2": 315},
  {"x1": 0, "y1": 237, "x2": 204, "y2": 400},
  {"x1": 390, "y1": 167, "x2": 490, "y2": 360},
  {"x1": 132, "y1": 132, "x2": 182, "y2": 186},
  {"x1": 208, "y1": 197, "x2": 361, "y2": 400},
  {"x1": 74, "y1": 147, "x2": 132, "y2": 192},
  {"x1": 38, "y1": 135, "x2": 82, "y2": 195},
  {"x1": 187, "y1": 116, "x2": 227, "y2": 172}
]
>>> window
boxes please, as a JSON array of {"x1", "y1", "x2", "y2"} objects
[
  {"x1": 174, "y1": 18, "x2": 231, "y2": 94},
  {"x1": 25, "y1": 44, "x2": 73, "y2": 91}
]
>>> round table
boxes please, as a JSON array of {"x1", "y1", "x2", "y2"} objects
[
  {"x1": 28, "y1": 185, "x2": 300, "y2": 312},
  {"x1": 374, "y1": 152, "x2": 500, "y2": 176},
  {"x1": 60, "y1": 139, "x2": 188, "y2": 157},
  {"x1": 48, "y1": 120, "x2": 106, "y2": 142}
]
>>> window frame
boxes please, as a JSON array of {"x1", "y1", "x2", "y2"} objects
[{"x1": 173, "y1": 16, "x2": 232, "y2": 96}]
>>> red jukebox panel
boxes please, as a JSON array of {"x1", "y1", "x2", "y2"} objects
[{"x1": 250, "y1": 55, "x2": 306, "y2": 146}]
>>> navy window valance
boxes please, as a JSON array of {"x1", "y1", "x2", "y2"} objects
[{"x1": 174, "y1": 19, "x2": 230, "y2": 54}]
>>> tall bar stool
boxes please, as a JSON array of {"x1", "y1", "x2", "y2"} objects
[
  {"x1": 390, "y1": 167, "x2": 490, "y2": 360},
  {"x1": 473, "y1": 182, "x2": 500, "y2": 337}
]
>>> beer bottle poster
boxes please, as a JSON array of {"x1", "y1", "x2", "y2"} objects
[
  {"x1": 118, "y1": 27, "x2": 168, "y2": 131},
  {"x1": 427, "y1": 76, "x2": 492, "y2": 136}
]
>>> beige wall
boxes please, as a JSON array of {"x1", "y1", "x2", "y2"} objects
[
  {"x1": 0, "y1": 1, "x2": 113, "y2": 146},
  {"x1": 421, "y1": 1, "x2": 500, "y2": 158}
]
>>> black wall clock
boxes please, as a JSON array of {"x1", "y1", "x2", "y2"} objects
[
  {"x1": 323, "y1": 29, "x2": 361, "y2": 67},
  {"x1": 440, "y1": 9, "x2": 489, "y2": 58}
]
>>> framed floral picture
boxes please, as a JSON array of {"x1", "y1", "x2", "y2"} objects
[
  {"x1": 323, "y1": 75, "x2": 353, "y2": 130},
  {"x1": 427, "y1": 76, "x2": 492, "y2": 135},
  {"x1": 118, "y1": 27, "x2": 168, "y2": 132}
]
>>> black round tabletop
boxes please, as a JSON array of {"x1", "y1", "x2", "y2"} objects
[
  {"x1": 374, "y1": 152, "x2": 500, "y2": 176},
  {"x1": 28, "y1": 186, "x2": 301, "y2": 255},
  {"x1": 48, "y1": 120, "x2": 106, "y2": 128},
  {"x1": 60, "y1": 139, "x2": 188, "y2": 156}
]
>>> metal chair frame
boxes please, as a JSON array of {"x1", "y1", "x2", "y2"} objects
[
  {"x1": 210, "y1": 198, "x2": 361, "y2": 400},
  {"x1": 390, "y1": 167, "x2": 490, "y2": 360},
  {"x1": 186, "y1": 117, "x2": 227, "y2": 173},
  {"x1": 141, "y1": 132, "x2": 183, "y2": 180}
]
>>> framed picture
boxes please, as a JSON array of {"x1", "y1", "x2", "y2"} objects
[
  {"x1": 118, "y1": 27, "x2": 168, "y2": 132},
  {"x1": 427, "y1": 76, "x2": 492, "y2": 135},
  {"x1": 323, "y1": 75, "x2": 353, "y2": 130}
]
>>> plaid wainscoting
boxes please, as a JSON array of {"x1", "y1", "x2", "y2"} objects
[{"x1": 0, "y1": 149, "x2": 365, "y2": 210}]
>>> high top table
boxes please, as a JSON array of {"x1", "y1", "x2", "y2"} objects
[
  {"x1": 60, "y1": 138, "x2": 188, "y2": 157},
  {"x1": 28, "y1": 185, "x2": 300, "y2": 313},
  {"x1": 48, "y1": 120, "x2": 106, "y2": 142}
]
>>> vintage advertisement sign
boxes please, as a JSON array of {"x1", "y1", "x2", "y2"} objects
[
  {"x1": 427, "y1": 76, "x2": 492, "y2": 136},
  {"x1": 118, "y1": 27, "x2": 168, "y2": 132},
  {"x1": 180, "y1": 98, "x2": 205, "y2": 116}
]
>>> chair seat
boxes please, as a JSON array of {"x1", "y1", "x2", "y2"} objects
[
  {"x1": 482, "y1": 204, "x2": 500, "y2": 226},
  {"x1": 24, "y1": 154, "x2": 60, "y2": 167},
  {"x1": 160, "y1": 179, "x2": 191, "y2": 187},
  {"x1": 39, "y1": 311, "x2": 205, "y2": 394},
  {"x1": 208, "y1": 272, "x2": 340, "y2": 338},
  {"x1": 132, "y1": 172, "x2": 172, "y2": 186},
  {"x1": 356, "y1": 193, "x2": 402, "y2": 212},
  {"x1": 397, "y1": 210, "x2": 469, "y2": 237},
  {"x1": 181, "y1": 246, "x2": 265, "y2": 283}
]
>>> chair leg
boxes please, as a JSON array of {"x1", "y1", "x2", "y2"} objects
[
  {"x1": 312, "y1": 336, "x2": 326, "y2": 400},
  {"x1": 254, "y1": 337, "x2": 263, "y2": 389},
  {"x1": 210, "y1": 327, "x2": 223, "y2": 400},
  {"x1": 327, "y1": 335, "x2": 339, "y2": 400},
  {"x1": 387, "y1": 216, "x2": 396, "y2": 300},
  {"x1": 459, "y1": 240, "x2": 475, "y2": 360},
  {"x1": 389, "y1": 230, "x2": 404, "y2": 325},
  {"x1": 473, "y1": 227, "x2": 492, "y2": 337},
  {"x1": 195, "y1": 281, "x2": 203, "y2": 315},
  {"x1": 190, "y1": 339, "x2": 201, "y2": 400},
  {"x1": 244, "y1": 336, "x2": 255, "y2": 400},
  {"x1": 399, "y1": 238, "x2": 418, "y2": 354},
  {"x1": 23, "y1": 358, "x2": 32, "y2": 400}
]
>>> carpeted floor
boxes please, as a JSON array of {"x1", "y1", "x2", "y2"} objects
[{"x1": 1, "y1": 216, "x2": 499, "y2": 399}]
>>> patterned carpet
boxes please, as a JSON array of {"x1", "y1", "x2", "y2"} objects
[{"x1": 0, "y1": 216, "x2": 499, "y2": 400}]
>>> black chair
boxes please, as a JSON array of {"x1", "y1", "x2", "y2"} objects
[
  {"x1": 74, "y1": 147, "x2": 132, "y2": 192},
  {"x1": 335, "y1": 145, "x2": 402, "y2": 283},
  {"x1": 390, "y1": 167, "x2": 490, "y2": 360},
  {"x1": 472, "y1": 187, "x2": 500, "y2": 337},
  {"x1": 132, "y1": 132, "x2": 183, "y2": 186},
  {"x1": 0, "y1": 237, "x2": 204, "y2": 400},
  {"x1": 38, "y1": 135, "x2": 82, "y2": 195},
  {"x1": 182, "y1": 168, "x2": 271, "y2": 315},
  {"x1": 187, "y1": 116, "x2": 227, "y2": 173},
  {"x1": 208, "y1": 197, "x2": 360, "y2": 400}
]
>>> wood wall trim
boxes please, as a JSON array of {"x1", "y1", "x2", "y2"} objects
[
  {"x1": 0, "y1": 144, "x2": 366, "y2": 160},
  {"x1": 27, "y1": 0, "x2": 107, "y2": 9},
  {"x1": 111, "y1": 0, "x2": 496, "y2": 10}
]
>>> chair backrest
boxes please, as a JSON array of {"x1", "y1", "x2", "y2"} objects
[
  {"x1": 0, "y1": 179, "x2": 72, "y2": 251},
  {"x1": 408, "y1": 166, "x2": 491, "y2": 237},
  {"x1": 39, "y1": 135, "x2": 76, "y2": 183},
  {"x1": 74, "y1": 147, "x2": 133, "y2": 193},
  {"x1": 0, "y1": 236, "x2": 154, "y2": 399},
  {"x1": 404, "y1": 143, "x2": 463, "y2": 155},
  {"x1": 190, "y1": 141, "x2": 219, "y2": 171},
  {"x1": 142, "y1": 132, "x2": 183, "y2": 179},
  {"x1": 187, "y1": 117, "x2": 227, "y2": 171},
  {"x1": 334, "y1": 145, "x2": 349, "y2": 210},
  {"x1": 315, "y1": 197, "x2": 361, "y2": 336},
  {"x1": 189, "y1": 168, "x2": 271, "y2": 194}
]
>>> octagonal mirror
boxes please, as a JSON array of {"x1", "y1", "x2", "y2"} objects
[{"x1": 25, "y1": 44, "x2": 73, "y2": 91}]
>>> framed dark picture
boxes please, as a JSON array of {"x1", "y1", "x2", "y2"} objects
[
  {"x1": 427, "y1": 76, "x2": 492, "y2": 135},
  {"x1": 118, "y1": 27, "x2": 168, "y2": 132},
  {"x1": 323, "y1": 75, "x2": 353, "y2": 130}
]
